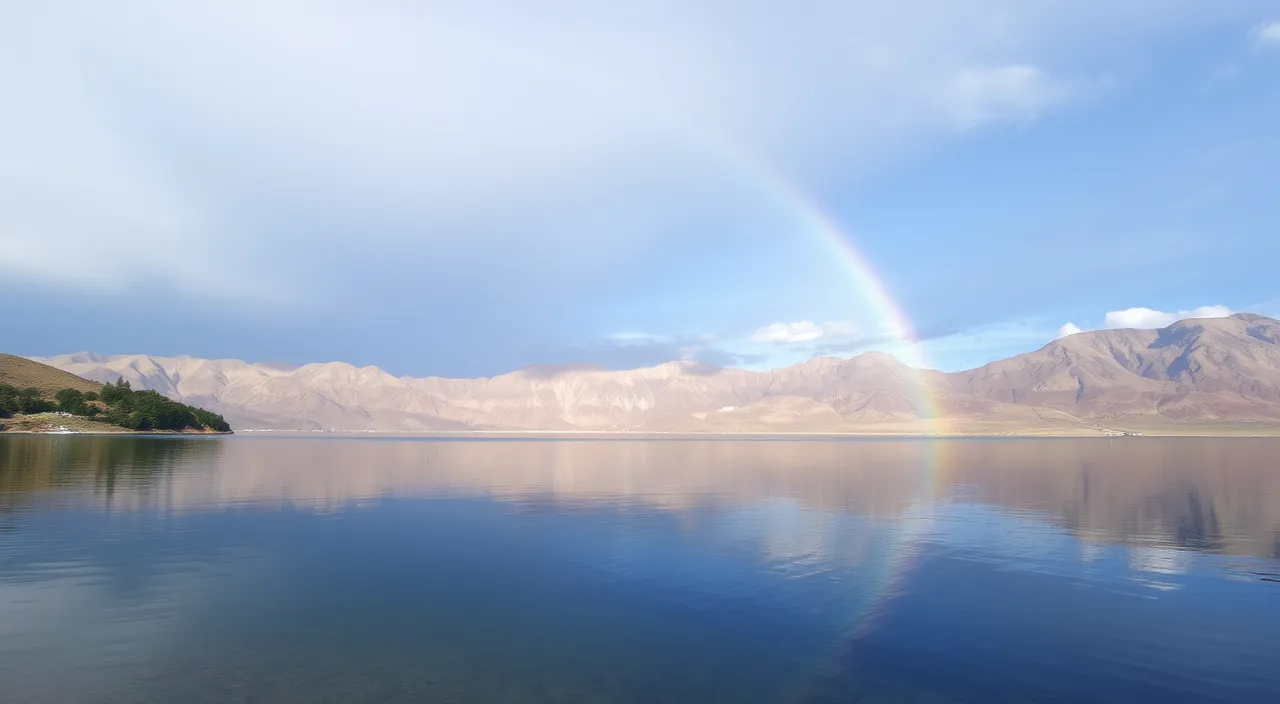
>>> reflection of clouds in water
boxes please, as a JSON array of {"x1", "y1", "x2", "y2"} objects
[
  {"x1": 1080, "y1": 541, "x2": 1106, "y2": 563},
  {"x1": 0, "y1": 493, "x2": 926, "y2": 702},
  {"x1": 725, "y1": 498, "x2": 937, "y2": 584},
  {"x1": 0, "y1": 548, "x2": 270, "y2": 702},
  {"x1": 1130, "y1": 578, "x2": 1182, "y2": 592},
  {"x1": 0, "y1": 574, "x2": 143, "y2": 700},
  {"x1": 748, "y1": 499, "x2": 845, "y2": 576},
  {"x1": 1128, "y1": 546, "x2": 1192, "y2": 576},
  {"x1": 1122, "y1": 546, "x2": 1191, "y2": 594}
]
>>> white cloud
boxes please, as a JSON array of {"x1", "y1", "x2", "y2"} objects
[
  {"x1": 1103, "y1": 305, "x2": 1232, "y2": 330},
  {"x1": 749, "y1": 320, "x2": 857, "y2": 345},
  {"x1": 752, "y1": 321, "x2": 825, "y2": 344},
  {"x1": 940, "y1": 64, "x2": 1070, "y2": 129},
  {"x1": 1256, "y1": 22, "x2": 1280, "y2": 46},
  {"x1": 1056, "y1": 322, "x2": 1083, "y2": 338}
]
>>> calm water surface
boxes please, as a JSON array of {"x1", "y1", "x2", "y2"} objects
[{"x1": 2, "y1": 436, "x2": 1279, "y2": 702}]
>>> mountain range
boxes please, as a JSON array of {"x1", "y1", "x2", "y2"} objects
[{"x1": 32, "y1": 313, "x2": 1280, "y2": 435}]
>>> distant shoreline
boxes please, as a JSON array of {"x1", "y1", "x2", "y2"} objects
[
  {"x1": 0, "y1": 428, "x2": 233, "y2": 436},
  {"x1": 6, "y1": 429, "x2": 1277, "y2": 439},
  {"x1": 226, "y1": 428, "x2": 1280, "y2": 439}
]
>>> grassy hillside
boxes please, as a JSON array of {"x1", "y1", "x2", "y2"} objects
[{"x1": 0, "y1": 354, "x2": 102, "y2": 397}]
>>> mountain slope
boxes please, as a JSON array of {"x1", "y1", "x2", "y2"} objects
[
  {"x1": 0, "y1": 353, "x2": 103, "y2": 396},
  {"x1": 34, "y1": 313, "x2": 1280, "y2": 433},
  {"x1": 951, "y1": 314, "x2": 1280, "y2": 422}
]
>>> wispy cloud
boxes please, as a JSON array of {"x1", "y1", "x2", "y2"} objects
[
  {"x1": 1056, "y1": 322, "x2": 1083, "y2": 338},
  {"x1": 940, "y1": 65, "x2": 1071, "y2": 129},
  {"x1": 561, "y1": 331, "x2": 766, "y2": 370},
  {"x1": 1255, "y1": 21, "x2": 1280, "y2": 46},
  {"x1": 607, "y1": 331, "x2": 671, "y2": 345}
]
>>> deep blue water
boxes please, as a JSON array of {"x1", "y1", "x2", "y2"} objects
[{"x1": 1, "y1": 436, "x2": 1278, "y2": 702}]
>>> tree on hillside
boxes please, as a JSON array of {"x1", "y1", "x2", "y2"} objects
[
  {"x1": 0, "y1": 384, "x2": 17, "y2": 417},
  {"x1": 193, "y1": 408, "x2": 232, "y2": 433},
  {"x1": 55, "y1": 389, "x2": 89, "y2": 415},
  {"x1": 99, "y1": 377, "x2": 132, "y2": 405},
  {"x1": 0, "y1": 385, "x2": 54, "y2": 416},
  {"x1": 17, "y1": 387, "x2": 53, "y2": 414},
  {"x1": 128, "y1": 390, "x2": 198, "y2": 430}
]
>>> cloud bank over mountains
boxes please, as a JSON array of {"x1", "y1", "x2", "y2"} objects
[{"x1": 2, "y1": 1, "x2": 1276, "y2": 376}]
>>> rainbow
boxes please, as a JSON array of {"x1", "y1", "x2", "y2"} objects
[
  {"x1": 737, "y1": 164, "x2": 945, "y2": 431},
  {"x1": 523, "y1": 60, "x2": 954, "y2": 673},
  {"x1": 638, "y1": 104, "x2": 947, "y2": 430},
  {"x1": 528, "y1": 46, "x2": 947, "y2": 433},
  {"x1": 701, "y1": 138, "x2": 956, "y2": 696},
  {"x1": 720, "y1": 157, "x2": 959, "y2": 679}
]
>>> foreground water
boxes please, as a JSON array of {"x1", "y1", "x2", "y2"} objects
[{"x1": 1, "y1": 437, "x2": 1278, "y2": 702}]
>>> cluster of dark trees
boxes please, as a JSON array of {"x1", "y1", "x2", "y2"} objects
[
  {"x1": 54, "y1": 388, "x2": 101, "y2": 416},
  {"x1": 0, "y1": 385, "x2": 56, "y2": 416},
  {"x1": 0, "y1": 378, "x2": 231, "y2": 433}
]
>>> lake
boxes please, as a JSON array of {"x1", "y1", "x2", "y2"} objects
[{"x1": 1, "y1": 436, "x2": 1278, "y2": 702}]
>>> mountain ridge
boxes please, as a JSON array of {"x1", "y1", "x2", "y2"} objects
[{"x1": 32, "y1": 313, "x2": 1280, "y2": 434}]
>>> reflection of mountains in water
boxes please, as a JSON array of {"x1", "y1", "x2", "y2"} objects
[
  {"x1": 934, "y1": 439, "x2": 1280, "y2": 559},
  {"x1": 2, "y1": 437, "x2": 1278, "y2": 559},
  {"x1": 0, "y1": 436, "x2": 225, "y2": 509}
]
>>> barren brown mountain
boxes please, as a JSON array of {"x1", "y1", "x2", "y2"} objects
[
  {"x1": 32, "y1": 313, "x2": 1280, "y2": 434},
  {"x1": 950, "y1": 313, "x2": 1280, "y2": 425}
]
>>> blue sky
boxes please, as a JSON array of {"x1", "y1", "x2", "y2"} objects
[{"x1": 2, "y1": 1, "x2": 1278, "y2": 376}]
